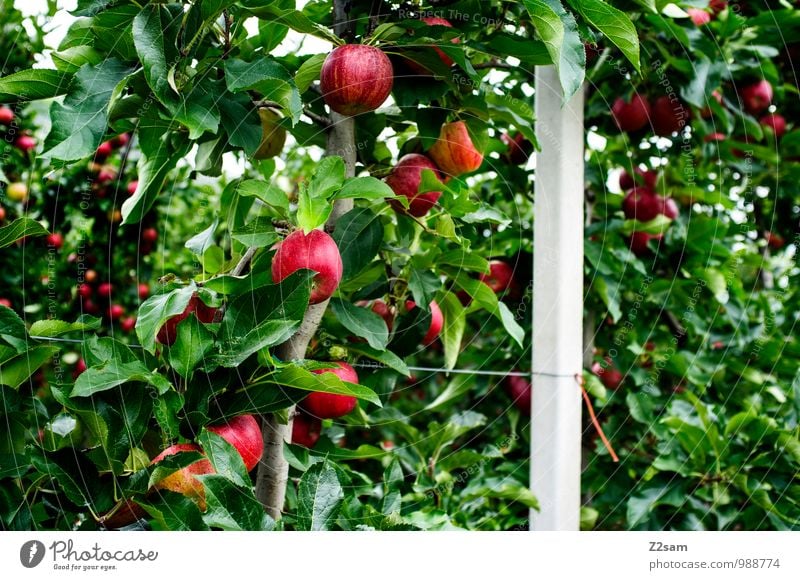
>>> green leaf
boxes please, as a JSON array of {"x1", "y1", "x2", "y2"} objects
[
  {"x1": 440, "y1": 293, "x2": 466, "y2": 370},
  {"x1": 212, "y1": 319, "x2": 299, "y2": 368},
  {"x1": 236, "y1": 179, "x2": 290, "y2": 217},
  {"x1": 72, "y1": 0, "x2": 115, "y2": 17},
  {"x1": 198, "y1": 430, "x2": 249, "y2": 488},
  {"x1": 167, "y1": 316, "x2": 214, "y2": 378},
  {"x1": 200, "y1": 475, "x2": 274, "y2": 531},
  {"x1": 0, "y1": 218, "x2": 48, "y2": 249},
  {"x1": 51, "y1": 46, "x2": 104, "y2": 74},
  {"x1": 566, "y1": 0, "x2": 640, "y2": 71},
  {"x1": 271, "y1": 365, "x2": 382, "y2": 406},
  {"x1": 523, "y1": 0, "x2": 585, "y2": 100},
  {"x1": 42, "y1": 59, "x2": 132, "y2": 162},
  {"x1": 230, "y1": 217, "x2": 280, "y2": 248},
  {"x1": 139, "y1": 495, "x2": 208, "y2": 531},
  {"x1": 408, "y1": 269, "x2": 441, "y2": 309},
  {"x1": 308, "y1": 156, "x2": 346, "y2": 199},
  {"x1": 296, "y1": 460, "x2": 345, "y2": 531},
  {"x1": 453, "y1": 275, "x2": 524, "y2": 347},
  {"x1": 296, "y1": 185, "x2": 332, "y2": 233},
  {"x1": 332, "y1": 207, "x2": 384, "y2": 279},
  {"x1": 29, "y1": 316, "x2": 101, "y2": 338},
  {"x1": 133, "y1": 5, "x2": 177, "y2": 106},
  {"x1": 239, "y1": 2, "x2": 342, "y2": 45},
  {"x1": 334, "y1": 177, "x2": 395, "y2": 201},
  {"x1": 0, "y1": 306, "x2": 27, "y2": 348},
  {"x1": 295, "y1": 53, "x2": 326, "y2": 93},
  {"x1": 0, "y1": 68, "x2": 73, "y2": 103},
  {"x1": 185, "y1": 220, "x2": 219, "y2": 256},
  {"x1": 224, "y1": 58, "x2": 302, "y2": 124},
  {"x1": 0, "y1": 347, "x2": 59, "y2": 389},
  {"x1": 218, "y1": 91, "x2": 262, "y2": 156},
  {"x1": 346, "y1": 344, "x2": 410, "y2": 377},
  {"x1": 135, "y1": 284, "x2": 196, "y2": 354},
  {"x1": 72, "y1": 360, "x2": 172, "y2": 397},
  {"x1": 330, "y1": 299, "x2": 389, "y2": 351}
]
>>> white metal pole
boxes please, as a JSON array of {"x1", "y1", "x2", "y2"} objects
[{"x1": 530, "y1": 66, "x2": 584, "y2": 531}]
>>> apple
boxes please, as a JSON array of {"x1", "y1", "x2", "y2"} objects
[
  {"x1": 120, "y1": 316, "x2": 136, "y2": 333},
  {"x1": 479, "y1": 260, "x2": 515, "y2": 294},
  {"x1": 700, "y1": 89, "x2": 723, "y2": 118},
  {"x1": 765, "y1": 231, "x2": 785, "y2": 250},
  {"x1": 622, "y1": 187, "x2": 662, "y2": 222},
  {"x1": 0, "y1": 206, "x2": 5, "y2": 221},
  {"x1": 108, "y1": 304, "x2": 124, "y2": 320},
  {"x1": 405, "y1": 299, "x2": 443, "y2": 345},
  {"x1": 407, "y1": 16, "x2": 460, "y2": 73},
  {"x1": 127, "y1": 181, "x2": 138, "y2": 196},
  {"x1": 660, "y1": 196, "x2": 680, "y2": 220},
  {"x1": 591, "y1": 357, "x2": 624, "y2": 390},
  {"x1": 504, "y1": 374, "x2": 532, "y2": 415},
  {"x1": 97, "y1": 282, "x2": 113, "y2": 298},
  {"x1": 207, "y1": 415, "x2": 263, "y2": 472},
  {"x1": 72, "y1": 358, "x2": 87, "y2": 379},
  {"x1": 628, "y1": 231, "x2": 654, "y2": 256},
  {"x1": 686, "y1": 8, "x2": 711, "y2": 25},
  {"x1": 84, "y1": 269, "x2": 98, "y2": 283},
  {"x1": 292, "y1": 412, "x2": 322, "y2": 448},
  {"x1": 151, "y1": 443, "x2": 214, "y2": 509},
  {"x1": 611, "y1": 94, "x2": 651, "y2": 133},
  {"x1": 710, "y1": 0, "x2": 728, "y2": 13},
  {"x1": 371, "y1": 299, "x2": 394, "y2": 331},
  {"x1": 650, "y1": 95, "x2": 690, "y2": 136},
  {"x1": 156, "y1": 294, "x2": 217, "y2": 346},
  {"x1": 501, "y1": 132, "x2": 533, "y2": 165},
  {"x1": 271, "y1": 229, "x2": 343, "y2": 305},
  {"x1": 138, "y1": 283, "x2": 150, "y2": 300},
  {"x1": 15, "y1": 135, "x2": 36, "y2": 153},
  {"x1": 253, "y1": 107, "x2": 287, "y2": 159},
  {"x1": 428, "y1": 121, "x2": 484, "y2": 177},
  {"x1": 760, "y1": 113, "x2": 786, "y2": 138},
  {"x1": 319, "y1": 44, "x2": 394, "y2": 116},
  {"x1": 303, "y1": 361, "x2": 359, "y2": 419},
  {"x1": 95, "y1": 167, "x2": 116, "y2": 184},
  {"x1": 740, "y1": 80, "x2": 773, "y2": 114},
  {"x1": 6, "y1": 182, "x2": 28, "y2": 202},
  {"x1": 0, "y1": 298, "x2": 11, "y2": 308},
  {"x1": 112, "y1": 133, "x2": 130, "y2": 148},
  {"x1": 618, "y1": 167, "x2": 657, "y2": 191},
  {"x1": 142, "y1": 227, "x2": 158, "y2": 244},
  {"x1": 385, "y1": 153, "x2": 443, "y2": 217},
  {"x1": 704, "y1": 132, "x2": 726, "y2": 142},
  {"x1": 46, "y1": 232, "x2": 64, "y2": 250},
  {"x1": 95, "y1": 141, "x2": 114, "y2": 161},
  {"x1": 0, "y1": 106, "x2": 14, "y2": 125}
]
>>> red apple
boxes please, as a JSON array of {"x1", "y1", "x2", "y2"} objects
[
  {"x1": 504, "y1": 374, "x2": 532, "y2": 415},
  {"x1": 6, "y1": 182, "x2": 28, "y2": 202},
  {"x1": 271, "y1": 229, "x2": 343, "y2": 305},
  {"x1": 650, "y1": 95, "x2": 690, "y2": 136},
  {"x1": 95, "y1": 167, "x2": 116, "y2": 184},
  {"x1": 97, "y1": 282, "x2": 113, "y2": 298},
  {"x1": 292, "y1": 412, "x2": 322, "y2": 448},
  {"x1": 77, "y1": 284, "x2": 92, "y2": 299},
  {"x1": 501, "y1": 132, "x2": 533, "y2": 165},
  {"x1": 46, "y1": 232, "x2": 64, "y2": 250},
  {"x1": 479, "y1": 260, "x2": 515, "y2": 294},
  {"x1": 709, "y1": 0, "x2": 727, "y2": 13},
  {"x1": 406, "y1": 299, "x2": 443, "y2": 345},
  {"x1": 371, "y1": 299, "x2": 394, "y2": 331},
  {"x1": 320, "y1": 44, "x2": 394, "y2": 116},
  {"x1": 0, "y1": 106, "x2": 14, "y2": 125},
  {"x1": 622, "y1": 187, "x2": 662, "y2": 222},
  {"x1": 207, "y1": 415, "x2": 263, "y2": 472},
  {"x1": 156, "y1": 294, "x2": 216, "y2": 345},
  {"x1": 303, "y1": 361, "x2": 359, "y2": 419},
  {"x1": 151, "y1": 443, "x2": 214, "y2": 509},
  {"x1": 82, "y1": 299, "x2": 100, "y2": 315},
  {"x1": 628, "y1": 231, "x2": 654, "y2": 256},
  {"x1": 686, "y1": 8, "x2": 711, "y2": 25},
  {"x1": 142, "y1": 227, "x2": 158, "y2": 244},
  {"x1": 611, "y1": 94, "x2": 651, "y2": 133},
  {"x1": 618, "y1": 167, "x2": 657, "y2": 191},
  {"x1": 138, "y1": 283, "x2": 150, "y2": 300},
  {"x1": 760, "y1": 113, "x2": 786, "y2": 138},
  {"x1": 72, "y1": 358, "x2": 87, "y2": 379},
  {"x1": 428, "y1": 120, "x2": 484, "y2": 177},
  {"x1": 95, "y1": 141, "x2": 114, "y2": 162},
  {"x1": 661, "y1": 196, "x2": 680, "y2": 220},
  {"x1": 385, "y1": 153, "x2": 443, "y2": 217},
  {"x1": 0, "y1": 298, "x2": 11, "y2": 308},
  {"x1": 0, "y1": 206, "x2": 5, "y2": 221},
  {"x1": 108, "y1": 304, "x2": 124, "y2": 320},
  {"x1": 127, "y1": 181, "x2": 138, "y2": 196},
  {"x1": 120, "y1": 316, "x2": 136, "y2": 333},
  {"x1": 112, "y1": 133, "x2": 130, "y2": 148},
  {"x1": 740, "y1": 80, "x2": 773, "y2": 114},
  {"x1": 591, "y1": 357, "x2": 624, "y2": 390},
  {"x1": 15, "y1": 135, "x2": 36, "y2": 153},
  {"x1": 765, "y1": 231, "x2": 785, "y2": 250}
]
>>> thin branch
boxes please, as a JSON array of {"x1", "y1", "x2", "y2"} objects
[{"x1": 303, "y1": 107, "x2": 332, "y2": 128}]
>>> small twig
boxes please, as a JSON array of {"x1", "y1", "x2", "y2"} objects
[
  {"x1": 231, "y1": 246, "x2": 258, "y2": 277},
  {"x1": 473, "y1": 59, "x2": 517, "y2": 71},
  {"x1": 303, "y1": 107, "x2": 332, "y2": 128}
]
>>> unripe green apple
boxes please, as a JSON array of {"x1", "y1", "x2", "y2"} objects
[{"x1": 253, "y1": 108, "x2": 287, "y2": 160}]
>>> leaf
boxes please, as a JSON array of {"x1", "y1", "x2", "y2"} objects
[
  {"x1": 0, "y1": 347, "x2": 59, "y2": 389},
  {"x1": 453, "y1": 274, "x2": 524, "y2": 347},
  {"x1": 296, "y1": 184, "x2": 332, "y2": 233},
  {"x1": 211, "y1": 319, "x2": 299, "y2": 368},
  {"x1": 28, "y1": 316, "x2": 101, "y2": 338},
  {"x1": 51, "y1": 45, "x2": 104, "y2": 74},
  {"x1": 133, "y1": 5, "x2": 177, "y2": 106},
  {"x1": 408, "y1": 269, "x2": 441, "y2": 310},
  {"x1": 167, "y1": 316, "x2": 214, "y2": 378},
  {"x1": 0, "y1": 306, "x2": 27, "y2": 348},
  {"x1": 382, "y1": 458, "x2": 403, "y2": 516},
  {"x1": 308, "y1": 156, "x2": 346, "y2": 199},
  {"x1": 72, "y1": 360, "x2": 173, "y2": 397},
  {"x1": 346, "y1": 344, "x2": 410, "y2": 377},
  {"x1": 333, "y1": 177, "x2": 395, "y2": 200},
  {"x1": 224, "y1": 58, "x2": 302, "y2": 124},
  {"x1": 295, "y1": 460, "x2": 345, "y2": 531},
  {"x1": 295, "y1": 53, "x2": 326, "y2": 93},
  {"x1": 42, "y1": 59, "x2": 132, "y2": 162},
  {"x1": 198, "y1": 430, "x2": 249, "y2": 488},
  {"x1": 139, "y1": 495, "x2": 208, "y2": 531},
  {"x1": 330, "y1": 299, "x2": 389, "y2": 351},
  {"x1": 200, "y1": 475, "x2": 274, "y2": 531},
  {"x1": 0, "y1": 218, "x2": 48, "y2": 249},
  {"x1": 271, "y1": 365, "x2": 382, "y2": 406},
  {"x1": 332, "y1": 207, "x2": 384, "y2": 279},
  {"x1": 523, "y1": 0, "x2": 585, "y2": 100},
  {"x1": 239, "y1": 2, "x2": 342, "y2": 45},
  {"x1": 218, "y1": 90, "x2": 262, "y2": 156},
  {"x1": 566, "y1": 0, "x2": 640, "y2": 71},
  {"x1": 230, "y1": 217, "x2": 281, "y2": 248},
  {"x1": 0, "y1": 68, "x2": 73, "y2": 103},
  {"x1": 72, "y1": 0, "x2": 115, "y2": 17},
  {"x1": 236, "y1": 179, "x2": 290, "y2": 217},
  {"x1": 439, "y1": 293, "x2": 466, "y2": 370},
  {"x1": 185, "y1": 219, "x2": 219, "y2": 256},
  {"x1": 135, "y1": 284, "x2": 196, "y2": 354}
]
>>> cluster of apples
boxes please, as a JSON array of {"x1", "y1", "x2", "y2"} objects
[
  {"x1": 76, "y1": 274, "x2": 142, "y2": 332},
  {"x1": 0, "y1": 104, "x2": 36, "y2": 154},
  {"x1": 611, "y1": 93, "x2": 691, "y2": 137},
  {"x1": 618, "y1": 168, "x2": 679, "y2": 255}
]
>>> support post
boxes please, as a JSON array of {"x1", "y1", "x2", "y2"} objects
[{"x1": 530, "y1": 67, "x2": 585, "y2": 531}]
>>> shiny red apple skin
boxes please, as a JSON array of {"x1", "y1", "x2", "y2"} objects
[
  {"x1": 303, "y1": 362, "x2": 359, "y2": 419},
  {"x1": 95, "y1": 140, "x2": 113, "y2": 161},
  {"x1": 479, "y1": 261, "x2": 515, "y2": 294},
  {"x1": 406, "y1": 299, "x2": 443, "y2": 345},
  {"x1": 271, "y1": 229, "x2": 343, "y2": 305},
  {"x1": 142, "y1": 228, "x2": 158, "y2": 243},
  {"x1": 120, "y1": 317, "x2": 136, "y2": 333},
  {"x1": 504, "y1": 374, "x2": 532, "y2": 415},
  {"x1": 127, "y1": 181, "x2": 138, "y2": 196},
  {"x1": 740, "y1": 80, "x2": 773, "y2": 115},
  {"x1": 0, "y1": 106, "x2": 14, "y2": 125},
  {"x1": 622, "y1": 187, "x2": 662, "y2": 222},
  {"x1": 618, "y1": 168, "x2": 657, "y2": 191},
  {"x1": 650, "y1": 95, "x2": 690, "y2": 136},
  {"x1": 428, "y1": 121, "x2": 483, "y2": 178},
  {"x1": 207, "y1": 414, "x2": 263, "y2": 472},
  {"x1": 760, "y1": 113, "x2": 786, "y2": 138},
  {"x1": 385, "y1": 153, "x2": 443, "y2": 217},
  {"x1": 611, "y1": 94, "x2": 651, "y2": 133},
  {"x1": 46, "y1": 233, "x2": 64, "y2": 249},
  {"x1": 138, "y1": 283, "x2": 150, "y2": 300},
  {"x1": 292, "y1": 412, "x2": 322, "y2": 448},
  {"x1": 371, "y1": 299, "x2": 394, "y2": 331},
  {"x1": 628, "y1": 231, "x2": 654, "y2": 256},
  {"x1": 108, "y1": 304, "x2": 124, "y2": 320},
  {"x1": 320, "y1": 45, "x2": 394, "y2": 116}
]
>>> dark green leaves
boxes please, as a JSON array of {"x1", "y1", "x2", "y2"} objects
[
  {"x1": 72, "y1": 360, "x2": 172, "y2": 397},
  {"x1": 295, "y1": 460, "x2": 344, "y2": 531},
  {"x1": 567, "y1": 0, "x2": 640, "y2": 72},
  {"x1": 133, "y1": 5, "x2": 177, "y2": 106},
  {"x1": 332, "y1": 207, "x2": 384, "y2": 280},
  {"x1": 135, "y1": 285, "x2": 196, "y2": 354},
  {"x1": 42, "y1": 59, "x2": 131, "y2": 162},
  {"x1": 271, "y1": 365, "x2": 381, "y2": 406},
  {"x1": 0, "y1": 68, "x2": 73, "y2": 103},
  {"x1": 0, "y1": 218, "x2": 47, "y2": 250},
  {"x1": 225, "y1": 58, "x2": 302, "y2": 124},
  {"x1": 200, "y1": 476, "x2": 274, "y2": 531},
  {"x1": 330, "y1": 299, "x2": 389, "y2": 351}
]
